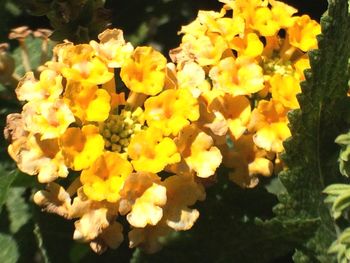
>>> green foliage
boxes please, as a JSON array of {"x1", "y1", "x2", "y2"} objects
[
  {"x1": 324, "y1": 184, "x2": 350, "y2": 219},
  {"x1": 335, "y1": 132, "x2": 350, "y2": 177},
  {"x1": 273, "y1": 0, "x2": 350, "y2": 262},
  {"x1": 328, "y1": 227, "x2": 350, "y2": 263},
  {"x1": 11, "y1": 36, "x2": 54, "y2": 77},
  {"x1": 0, "y1": 167, "x2": 18, "y2": 213},
  {"x1": 0, "y1": 233, "x2": 19, "y2": 263},
  {"x1": 19, "y1": 0, "x2": 109, "y2": 43}
]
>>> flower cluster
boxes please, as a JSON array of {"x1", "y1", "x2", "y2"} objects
[
  {"x1": 4, "y1": 0, "x2": 320, "y2": 254},
  {"x1": 170, "y1": 0, "x2": 320, "y2": 187}
]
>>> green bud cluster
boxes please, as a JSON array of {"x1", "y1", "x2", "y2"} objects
[
  {"x1": 100, "y1": 109, "x2": 144, "y2": 153},
  {"x1": 263, "y1": 57, "x2": 293, "y2": 76}
]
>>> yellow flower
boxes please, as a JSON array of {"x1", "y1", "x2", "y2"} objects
[
  {"x1": 206, "y1": 94, "x2": 251, "y2": 139},
  {"x1": 221, "y1": 134, "x2": 273, "y2": 188},
  {"x1": 181, "y1": 33, "x2": 228, "y2": 66},
  {"x1": 73, "y1": 207, "x2": 110, "y2": 242},
  {"x1": 126, "y1": 183, "x2": 167, "y2": 228},
  {"x1": 128, "y1": 174, "x2": 205, "y2": 253},
  {"x1": 144, "y1": 88, "x2": 199, "y2": 136},
  {"x1": 22, "y1": 99, "x2": 75, "y2": 140},
  {"x1": 80, "y1": 151, "x2": 133, "y2": 202},
  {"x1": 120, "y1": 46, "x2": 166, "y2": 95},
  {"x1": 293, "y1": 55, "x2": 310, "y2": 81},
  {"x1": 119, "y1": 172, "x2": 162, "y2": 215},
  {"x1": 262, "y1": 35, "x2": 281, "y2": 58},
  {"x1": 251, "y1": 1, "x2": 296, "y2": 36},
  {"x1": 209, "y1": 56, "x2": 264, "y2": 96},
  {"x1": 269, "y1": 73, "x2": 301, "y2": 109},
  {"x1": 64, "y1": 81, "x2": 111, "y2": 122},
  {"x1": 90, "y1": 28, "x2": 134, "y2": 68},
  {"x1": 127, "y1": 127, "x2": 180, "y2": 173},
  {"x1": 227, "y1": 0, "x2": 296, "y2": 36},
  {"x1": 248, "y1": 100, "x2": 291, "y2": 152},
  {"x1": 176, "y1": 61, "x2": 211, "y2": 98},
  {"x1": 162, "y1": 174, "x2": 205, "y2": 230},
  {"x1": 60, "y1": 125, "x2": 105, "y2": 171},
  {"x1": 59, "y1": 44, "x2": 114, "y2": 85},
  {"x1": 175, "y1": 125, "x2": 222, "y2": 178},
  {"x1": 169, "y1": 45, "x2": 196, "y2": 69},
  {"x1": 230, "y1": 32, "x2": 264, "y2": 58},
  {"x1": 189, "y1": 10, "x2": 244, "y2": 43},
  {"x1": 288, "y1": 15, "x2": 321, "y2": 52},
  {"x1": 16, "y1": 69, "x2": 63, "y2": 102},
  {"x1": 222, "y1": 0, "x2": 267, "y2": 19},
  {"x1": 269, "y1": 0, "x2": 297, "y2": 28},
  {"x1": 215, "y1": 16, "x2": 245, "y2": 43},
  {"x1": 5, "y1": 115, "x2": 68, "y2": 183}
]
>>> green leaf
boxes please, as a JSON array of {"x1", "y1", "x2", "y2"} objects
[
  {"x1": 12, "y1": 36, "x2": 54, "y2": 77},
  {"x1": 0, "y1": 233, "x2": 19, "y2": 263},
  {"x1": 323, "y1": 184, "x2": 350, "y2": 195},
  {"x1": 5, "y1": 187, "x2": 31, "y2": 233},
  {"x1": 275, "y1": 0, "x2": 350, "y2": 261},
  {"x1": 0, "y1": 167, "x2": 17, "y2": 213}
]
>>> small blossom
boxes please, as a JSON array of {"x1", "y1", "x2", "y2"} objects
[
  {"x1": 230, "y1": 32, "x2": 264, "y2": 58},
  {"x1": 176, "y1": 61, "x2": 210, "y2": 98},
  {"x1": 60, "y1": 125, "x2": 105, "y2": 171},
  {"x1": 144, "y1": 88, "x2": 199, "y2": 136},
  {"x1": 127, "y1": 127, "x2": 180, "y2": 173},
  {"x1": 16, "y1": 70, "x2": 63, "y2": 102},
  {"x1": 80, "y1": 151, "x2": 133, "y2": 202},
  {"x1": 248, "y1": 100, "x2": 291, "y2": 152},
  {"x1": 22, "y1": 99, "x2": 75, "y2": 139},
  {"x1": 176, "y1": 125, "x2": 222, "y2": 178},
  {"x1": 64, "y1": 81, "x2": 111, "y2": 122},
  {"x1": 8, "y1": 132, "x2": 68, "y2": 183},
  {"x1": 120, "y1": 46, "x2": 166, "y2": 95},
  {"x1": 206, "y1": 94, "x2": 251, "y2": 139},
  {"x1": 126, "y1": 183, "x2": 167, "y2": 228},
  {"x1": 288, "y1": 15, "x2": 321, "y2": 52},
  {"x1": 119, "y1": 172, "x2": 162, "y2": 215},
  {"x1": 90, "y1": 28, "x2": 134, "y2": 68},
  {"x1": 269, "y1": 73, "x2": 301, "y2": 109},
  {"x1": 162, "y1": 175, "x2": 205, "y2": 230},
  {"x1": 59, "y1": 44, "x2": 114, "y2": 85},
  {"x1": 221, "y1": 134, "x2": 273, "y2": 188},
  {"x1": 209, "y1": 56, "x2": 264, "y2": 96}
]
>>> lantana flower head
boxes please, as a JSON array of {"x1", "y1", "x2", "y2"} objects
[
  {"x1": 4, "y1": 0, "x2": 320, "y2": 255},
  {"x1": 5, "y1": 24, "x2": 209, "y2": 252}
]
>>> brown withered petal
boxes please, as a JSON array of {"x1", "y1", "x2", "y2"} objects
[
  {"x1": 0, "y1": 43, "x2": 9, "y2": 52},
  {"x1": 33, "y1": 183, "x2": 72, "y2": 219},
  {"x1": 4, "y1": 113, "x2": 26, "y2": 143},
  {"x1": 9, "y1": 26, "x2": 32, "y2": 40},
  {"x1": 33, "y1": 28, "x2": 53, "y2": 39}
]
